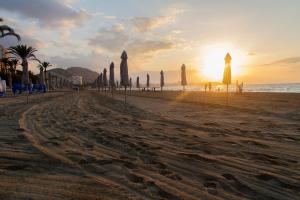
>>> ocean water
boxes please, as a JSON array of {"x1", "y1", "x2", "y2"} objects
[{"x1": 161, "y1": 83, "x2": 300, "y2": 93}]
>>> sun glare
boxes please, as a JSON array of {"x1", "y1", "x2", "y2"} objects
[{"x1": 199, "y1": 44, "x2": 246, "y2": 82}]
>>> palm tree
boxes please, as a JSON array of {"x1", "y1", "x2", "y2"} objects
[
  {"x1": 37, "y1": 64, "x2": 45, "y2": 85},
  {"x1": 0, "y1": 18, "x2": 21, "y2": 41},
  {"x1": 7, "y1": 60, "x2": 15, "y2": 88},
  {"x1": 7, "y1": 45, "x2": 38, "y2": 89},
  {"x1": 0, "y1": 57, "x2": 9, "y2": 73},
  {"x1": 7, "y1": 59, "x2": 18, "y2": 89},
  {"x1": 10, "y1": 58, "x2": 18, "y2": 75},
  {"x1": 39, "y1": 62, "x2": 52, "y2": 88}
]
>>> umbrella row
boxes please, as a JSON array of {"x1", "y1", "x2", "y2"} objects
[
  {"x1": 95, "y1": 51, "x2": 188, "y2": 92},
  {"x1": 95, "y1": 51, "x2": 232, "y2": 93}
]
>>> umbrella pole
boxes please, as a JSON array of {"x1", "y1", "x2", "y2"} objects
[
  {"x1": 26, "y1": 86, "x2": 29, "y2": 104},
  {"x1": 226, "y1": 84, "x2": 229, "y2": 106},
  {"x1": 125, "y1": 86, "x2": 127, "y2": 106}
]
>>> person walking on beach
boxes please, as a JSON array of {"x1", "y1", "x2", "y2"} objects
[{"x1": 208, "y1": 82, "x2": 212, "y2": 92}]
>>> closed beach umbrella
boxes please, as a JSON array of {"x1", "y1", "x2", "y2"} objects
[
  {"x1": 99, "y1": 72, "x2": 103, "y2": 91},
  {"x1": 181, "y1": 64, "x2": 187, "y2": 90},
  {"x1": 103, "y1": 68, "x2": 108, "y2": 91},
  {"x1": 146, "y1": 73, "x2": 150, "y2": 90},
  {"x1": 160, "y1": 70, "x2": 164, "y2": 91},
  {"x1": 120, "y1": 50, "x2": 129, "y2": 105},
  {"x1": 223, "y1": 53, "x2": 232, "y2": 92},
  {"x1": 109, "y1": 62, "x2": 115, "y2": 88},
  {"x1": 120, "y1": 50, "x2": 129, "y2": 87},
  {"x1": 136, "y1": 76, "x2": 140, "y2": 90}
]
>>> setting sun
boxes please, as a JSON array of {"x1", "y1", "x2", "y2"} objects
[{"x1": 199, "y1": 44, "x2": 246, "y2": 81}]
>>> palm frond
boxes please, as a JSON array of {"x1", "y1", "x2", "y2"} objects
[
  {"x1": 7, "y1": 45, "x2": 38, "y2": 60},
  {"x1": 0, "y1": 25, "x2": 21, "y2": 41},
  {"x1": 1, "y1": 32, "x2": 21, "y2": 41}
]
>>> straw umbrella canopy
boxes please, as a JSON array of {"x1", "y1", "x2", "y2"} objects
[
  {"x1": 146, "y1": 73, "x2": 150, "y2": 90},
  {"x1": 136, "y1": 76, "x2": 140, "y2": 90},
  {"x1": 181, "y1": 64, "x2": 187, "y2": 90},
  {"x1": 223, "y1": 53, "x2": 232, "y2": 92},
  {"x1": 109, "y1": 62, "x2": 115, "y2": 88},
  {"x1": 160, "y1": 70, "x2": 164, "y2": 91}
]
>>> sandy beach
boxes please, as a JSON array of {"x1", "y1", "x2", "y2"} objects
[{"x1": 0, "y1": 91, "x2": 299, "y2": 200}]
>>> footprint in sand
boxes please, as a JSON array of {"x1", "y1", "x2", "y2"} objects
[
  {"x1": 145, "y1": 181, "x2": 181, "y2": 200},
  {"x1": 127, "y1": 174, "x2": 144, "y2": 184},
  {"x1": 255, "y1": 173, "x2": 297, "y2": 189},
  {"x1": 5, "y1": 164, "x2": 29, "y2": 171},
  {"x1": 203, "y1": 177, "x2": 219, "y2": 195}
]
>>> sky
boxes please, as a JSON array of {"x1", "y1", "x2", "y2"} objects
[{"x1": 0, "y1": 0, "x2": 300, "y2": 84}]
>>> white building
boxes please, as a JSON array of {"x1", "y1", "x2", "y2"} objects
[{"x1": 72, "y1": 76, "x2": 83, "y2": 86}]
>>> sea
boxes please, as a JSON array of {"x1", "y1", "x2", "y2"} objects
[{"x1": 161, "y1": 83, "x2": 300, "y2": 93}]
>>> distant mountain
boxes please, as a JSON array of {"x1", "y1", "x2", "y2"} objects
[
  {"x1": 48, "y1": 67, "x2": 99, "y2": 84},
  {"x1": 48, "y1": 68, "x2": 73, "y2": 78},
  {"x1": 66, "y1": 67, "x2": 99, "y2": 84}
]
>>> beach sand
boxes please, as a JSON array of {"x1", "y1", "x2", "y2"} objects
[{"x1": 0, "y1": 91, "x2": 299, "y2": 200}]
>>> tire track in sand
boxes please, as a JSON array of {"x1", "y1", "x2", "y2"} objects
[{"x1": 19, "y1": 91, "x2": 300, "y2": 200}]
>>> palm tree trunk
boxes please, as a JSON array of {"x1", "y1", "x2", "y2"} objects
[
  {"x1": 44, "y1": 69, "x2": 47, "y2": 88},
  {"x1": 40, "y1": 68, "x2": 44, "y2": 85},
  {"x1": 22, "y1": 59, "x2": 29, "y2": 86},
  {"x1": 8, "y1": 71, "x2": 12, "y2": 89},
  {"x1": 21, "y1": 59, "x2": 30, "y2": 104}
]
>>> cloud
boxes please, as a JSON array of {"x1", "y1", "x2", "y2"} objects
[
  {"x1": 88, "y1": 21, "x2": 177, "y2": 68},
  {"x1": 265, "y1": 57, "x2": 300, "y2": 66},
  {"x1": 48, "y1": 50, "x2": 107, "y2": 72},
  {"x1": 131, "y1": 5, "x2": 186, "y2": 32},
  {"x1": 0, "y1": 0, "x2": 91, "y2": 28},
  {"x1": 125, "y1": 39, "x2": 174, "y2": 68},
  {"x1": 88, "y1": 25, "x2": 128, "y2": 52},
  {"x1": 104, "y1": 15, "x2": 117, "y2": 20},
  {"x1": 127, "y1": 39, "x2": 173, "y2": 56},
  {"x1": 0, "y1": 33, "x2": 46, "y2": 49},
  {"x1": 247, "y1": 52, "x2": 256, "y2": 56},
  {"x1": 131, "y1": 16, "x2": 173, "y2": 32}
]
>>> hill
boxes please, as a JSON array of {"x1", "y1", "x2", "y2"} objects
[
  {"x1": 48, "y1": 67, "x2": 99, "y2": 84},
  {"x1": 66, "y1": 67, "x2": 99, "y2": 84}
]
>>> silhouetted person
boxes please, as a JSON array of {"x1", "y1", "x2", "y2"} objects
[{"x1": 208, "y1": 82, "x2": 212, "y2": 92}]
